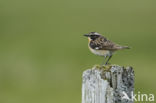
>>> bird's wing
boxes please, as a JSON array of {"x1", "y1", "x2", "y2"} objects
[{"x1": 90, "y1": 37, "x2": 121, "y2": 50}]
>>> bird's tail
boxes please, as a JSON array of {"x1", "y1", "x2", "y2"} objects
[
  {"x1": 120, "y1": 46, "x2": 130, "y2": 49},
  {"x1": 114, "y1": 45, "x2": 130, "y2": 50}
]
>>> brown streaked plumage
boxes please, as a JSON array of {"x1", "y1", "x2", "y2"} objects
[{"x1": 84, "y1": 32, "x2": 130, "y2": 65}]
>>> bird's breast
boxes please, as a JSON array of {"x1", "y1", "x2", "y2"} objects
[{"x1": 88, "y1": 46, "x2": 112, "y2": 57}]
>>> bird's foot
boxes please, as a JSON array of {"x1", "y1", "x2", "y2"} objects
[{"x1": 101, "y1": 62, "x2": 111, "y2": 66}]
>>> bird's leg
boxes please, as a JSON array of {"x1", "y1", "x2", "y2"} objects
[
  {"x1": 105, "y1": 55, "x2": 112, "y2": 65},
  {"x1": 101, "y1": 56, "x2": 107, "y2": 66}
]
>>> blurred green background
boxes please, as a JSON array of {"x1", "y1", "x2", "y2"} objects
[{"x1": 0, "y1": 0, "x2": 156, "y2": 103}]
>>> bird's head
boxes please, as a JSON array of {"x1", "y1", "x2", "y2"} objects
[{"x1": 84, "y1": 32, "x2": 101, "y2": 41}]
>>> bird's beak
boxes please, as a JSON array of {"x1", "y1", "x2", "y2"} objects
[{"x1": 84, "y1": 34, "x2": 90, "y2": 37}]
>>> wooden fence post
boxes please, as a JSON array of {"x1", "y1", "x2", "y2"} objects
[{"x1": 82, "y1": 65, "x2": 134, "y2": 103}]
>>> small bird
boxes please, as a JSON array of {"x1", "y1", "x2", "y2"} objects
[{"x1": 84, "y1": 32, "x2": 130, "y2": 65}]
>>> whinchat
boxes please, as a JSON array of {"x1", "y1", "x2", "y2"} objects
[{"x1": 84, "y1": 32, "x2": 130, "y2": 65}]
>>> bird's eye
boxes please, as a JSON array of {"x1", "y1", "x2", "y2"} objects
[{"x1": 90, "y1": 35, "x2": 99, "y2": 40}]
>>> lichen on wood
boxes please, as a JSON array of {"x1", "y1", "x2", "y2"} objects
[{"x1": 82, "y1": 65, "x2": 134, "y2": 103}]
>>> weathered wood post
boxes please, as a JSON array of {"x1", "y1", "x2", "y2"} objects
[{"x1": 82, "y1": 65, "x2": 134, "y2": 103}]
